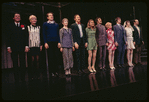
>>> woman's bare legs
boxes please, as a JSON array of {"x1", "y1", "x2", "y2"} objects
[
  {"x1": 130, "y1": 49, "x2": 134, "y2": 66},
  {"x1": 109, "y1": 50, "x2": 112, "y2": 68},
  {"x1": 127, "y1": 49, "x2": 131, "y2": 66},
  {"x1": 111, "y1": 50, "x2": 115, "y2": 68},
  {"x1": 88, "y1": 50, "x2": 93, "y2": 72},
  {"x1": 92, "y1": 49, "x2": 97, "y2": 72}
]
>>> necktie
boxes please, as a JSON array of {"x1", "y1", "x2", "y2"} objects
[{"x1": 17, "y1": 23, "x2": 19, "y2": 27}]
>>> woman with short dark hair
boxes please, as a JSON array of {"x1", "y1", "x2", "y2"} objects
[{"x1": 124, "y1": 20, "x2": 135, "y2": 66}]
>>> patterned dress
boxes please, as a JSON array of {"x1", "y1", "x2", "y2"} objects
[
  {"x1": 106, "y1": 28, "x2": 116, "y2": 51},
  {"x1": 125, "y1": 27, "x2": 135, "y2": 49},
  {"x1": 27, "y1": 25, "x2": 41, "y2": 56}
]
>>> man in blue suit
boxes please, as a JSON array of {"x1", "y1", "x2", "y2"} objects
[{"x1": 113, "y1": 17, "x2": 127, "y2": 68}]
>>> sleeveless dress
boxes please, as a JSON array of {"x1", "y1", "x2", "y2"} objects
[
  {"x1": 125, "y1": 27, "x2": 135, "y2": 49},
  {"x1": 27, "y1": 25, "x2": 41, "y2": 56},
  {"x1": 106, "y1": 28, "x2": 116, "y2": 51}
]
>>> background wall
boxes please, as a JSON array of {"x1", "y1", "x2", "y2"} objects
[{"x1": 1, "y1": 2, "x2": 147, "y2": 69}]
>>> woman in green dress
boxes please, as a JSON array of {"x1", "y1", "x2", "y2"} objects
[{"x1": 86, "y1": 19, "x2": 97, "y2": 73}]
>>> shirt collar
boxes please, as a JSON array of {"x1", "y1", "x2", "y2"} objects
[
  {"x1": 134, "y1": 25, "x2": 138, "y2": 27},
  {"x1": 47, "y1": 20, "x2": 55, "y2": 24},
  {"x1": 76, "y1": 22, "x2": 81, "y2": 25},
  {"x1": 14, "y1": 22, "x2": 20, "y2": 26},
  {"x1": 117, "y1": 23, "x2": 121, "y2": 26},
  {"x1": 31, "y1": 24, "x2": 37, "y2": 27}
]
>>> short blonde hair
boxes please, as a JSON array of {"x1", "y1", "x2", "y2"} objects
[
  {"x1": 29, "y1": 15, "x2": 37, "y2": 21},
  {"x1": 62, "y1": 18, "x2": 68, "y2": 24},
  {"x1": 105, "y1": 22, "x2": 112, "y2": 29}
]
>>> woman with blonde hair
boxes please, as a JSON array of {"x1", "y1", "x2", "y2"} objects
[
  {"x1": 27, "y1": 15, "x2": 43, "y2": 79},
  {"x1": 124, "y1": 20, "x2": 135, "y2": 66},
  {"x1": 86, "y1": 19, "x2": 97, "y2": 72},
  {"x1": 59, "y1": 18, "x2": 75, "y2": 76},
  {"x1": 105, "y1": 22, "x2": 116, "y2": 69}
]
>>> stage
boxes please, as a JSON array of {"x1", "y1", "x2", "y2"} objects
[{"x1": 2, "y1": 61, "x2": 147, "y2": 100}]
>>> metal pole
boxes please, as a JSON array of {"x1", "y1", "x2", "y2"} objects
[
  {"x1": 133, "y1": 6, "x2": 135, "y2": 19},
  {"x1": 58, "y1": 2, "x2": 62, "y2": 23},
  {"x1": 42, "y1": 5, "x2": 49, "y2": 77},
  {"x1": 42, "y1": 5, "x2": 45, "y2": 22}
]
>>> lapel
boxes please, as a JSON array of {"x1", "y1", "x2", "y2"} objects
[
  {"x1": 81, "y1": 23, "x2": 84, "y2": 33},
  {"x1": 133, "y1": 26, "x2": 140, "y2": 36},
  {"x1": 75, "y1": 23, "x2": 81, "y2": 34},
  {"x1": 116, "y1": 24, "x2": 122, "y2": 30},
  {"x1": 75, "y1": 23, "x2": 79, "y2": 31}
]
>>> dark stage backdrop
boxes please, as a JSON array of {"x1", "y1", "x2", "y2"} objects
[{"x1": 1, "y1": 2, "x2": 147, "y2": 69}]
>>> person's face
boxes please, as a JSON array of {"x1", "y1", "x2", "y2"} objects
[
  {"x1": 126, "y1": 22, "x2": 130, "y2": 27},
  {"x1": 90, "y1": 20, "x2": 95, "y2": 27},
  {"x1": 108, "y1": 23, "x2": 112, "y2": 29},
  {"x1": 74, "y1": 15, "x2": 81, "y2": 23},
  {"x1": 62, "y1": 19, "x2": 68, "y2": 26},
  {"x1": 47, "y1": 13, "x2": 54, "y2": 21},
  {"x1": 98, "y1": 18, "x2": 102, "y2": 24},
  {"x1": 135, "y1": 20, "x2": 139, "y2": 25},
  {"x1": 117, "y1": 18, "x2": 121, "y2": 24},
  {"x1": 13, "y1": 14, "x2": 21, "y2": 22},
  {"x1": 30, "y1": 16, "x2": 37, "y2": 24}
]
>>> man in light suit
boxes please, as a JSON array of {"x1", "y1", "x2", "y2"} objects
[
  {"x1": 133, "y1": 19, "x2": 144, "y2": 65},
  {"x1": 113, "y1": 17, "x2": 127, "y2": 68},
  {"x1": 95, "y1": 17, "x2": 108, "y2": 70},
  {"x1": 71, "y1": 14, "x2": 88, "y2": 74}
]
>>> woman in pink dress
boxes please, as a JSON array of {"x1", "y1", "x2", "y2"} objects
[{"x1": 105, "y1": 22, "x2": 117, "y2": 69}]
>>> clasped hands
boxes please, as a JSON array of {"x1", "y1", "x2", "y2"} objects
[{"x1": 45, "y1": 42, "x2": 88, "y2": 52}]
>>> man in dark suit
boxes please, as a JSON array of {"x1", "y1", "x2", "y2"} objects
[
  {"x1": 133, "y1": 19, "x2": 144, "y2": 65},
  {"x1": 71, "y1": 14, "x2": 88, "y2": 74},
  {"x1": 7, "y1": 13, "x2": 29, "y2": 83},
  {"x1": 95, "y1": 17, "x2": 108, "y2": 70},
  {"x1": 113, "y1": 17, "x2": 127, "y2": 68}
]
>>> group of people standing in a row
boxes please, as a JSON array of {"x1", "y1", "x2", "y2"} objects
[{"x1": 7, "y1": 12, "x2": 144, "y2": 82}]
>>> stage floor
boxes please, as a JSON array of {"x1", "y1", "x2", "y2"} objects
[{"x1": 2, "y1": 62, "x2": 147, "y2": 100}]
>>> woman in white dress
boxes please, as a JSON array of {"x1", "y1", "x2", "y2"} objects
[{"x1": 124, "y1": 20, "x2": 135, "y2": 66}]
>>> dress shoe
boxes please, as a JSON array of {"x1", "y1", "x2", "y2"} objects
[
  {"x1": 137, "y1": 62, "x2": 142, "y2": 65},
  {"x1": 93, "y1": 69, "x2": 96, "y2": 73},
  {"x1": 65, "y1": 70, "x2": 68, "y2": 75},
  {"x1": 121, "y1": 64, "x2": 125, "y2": 68},
  {"x1": 117, "y1": 64, "x2": 122, "y2": 68},
  {"x1": 51, "y1": 73, "x2": 55, "y2": 77},
  {"x1": 91, "y1": 67, "x2": 96, "y2": 73},
  {"x1": 102, "y1": 67, "x2": 106, "y2": 70},
  {"x1": 78, "y1": 70, "x2": 82, "y2": 74},
  {"x1": 81, "y1": 69, "x2": 86, "y2": 73},
  {"x1": 55, "y1": 72, "x2": 59, "y2": 77},
  {"x1": 68, "y1": 69, "x2": 71, "y2": 75},
  {"x1": 99, "y1": 67, "x2": 102, "y2": 70},
  {"x1": 88, "y1": 67, "x2": 93, "y2": 73}
]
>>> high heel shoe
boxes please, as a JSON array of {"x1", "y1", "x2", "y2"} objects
[
  {"x1": 88, "y1": 67, "x2": 93, "y2": 73},
  {"x1": 91, "y1": 67, "x2": 96, "y2": 73}
]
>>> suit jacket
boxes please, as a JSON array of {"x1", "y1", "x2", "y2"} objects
[
  {"x1": 113, "y1": 24, "x2": 127, "y2": 44},
  {"x1": 7, "y1": 22, "x2": 29, "y2": 52},
  {"x1": 95, "y1": 24, "x2": 108, "y2": 46},
  {"x1": 133, "y1": 26, "x2": 143, "y2": 45},
  {"x1": 70, "y1": 23, "x2": 87, "y2": 45}
]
